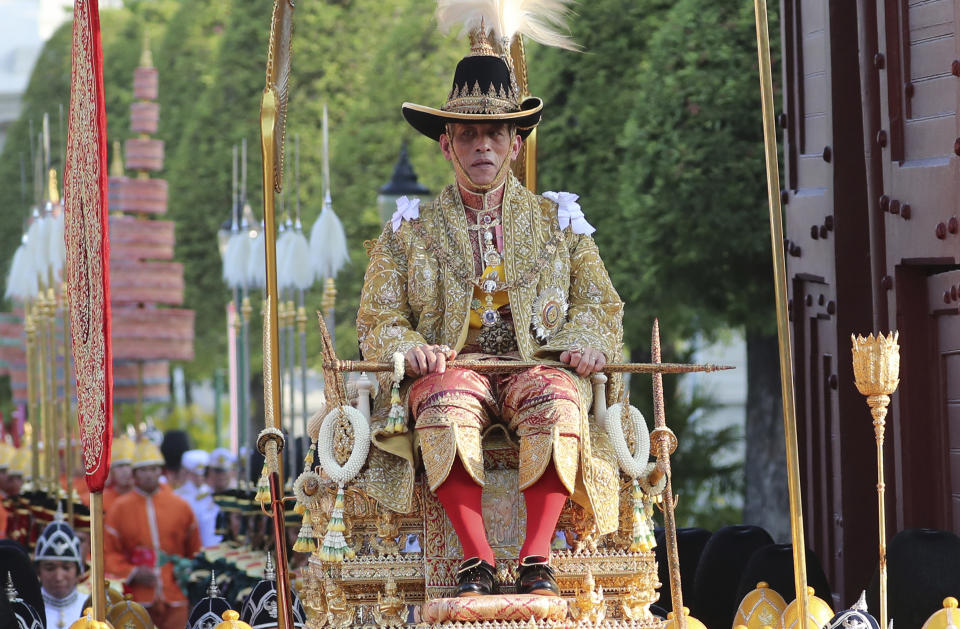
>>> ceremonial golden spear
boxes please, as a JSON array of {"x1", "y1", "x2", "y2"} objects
[
  {"x1": 258, "y1": 0, "x2": 296, "y2": 626},
  {"x1": 751, "y1": 0, "x2": 810, "y2": 622}
]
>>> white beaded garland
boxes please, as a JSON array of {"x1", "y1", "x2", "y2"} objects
[
  {"x1": 606, "y1": 402, "x2": 656, "y2": 479},
  {"x1": 317, "y1": 405, "x2": 370, "y2": 485}
]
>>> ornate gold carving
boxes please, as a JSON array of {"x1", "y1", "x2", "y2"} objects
[
  {"x1": 570, "y1": 570, "x2": 607, "y2": 624},
  {"x1": 322, "y1": 576, "x2": 354, "y2": 627},
  {"x1": 371, "y1": 575, "x2": 406, "y2": 627},
  {"x1": 371, "y1": 508, "x2": 401, "y2": 556}
]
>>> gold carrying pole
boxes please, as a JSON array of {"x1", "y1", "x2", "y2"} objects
[
  {"x1": 751, "y1": 0, "x2": 809, "y2": 620},
  {"x1": 323, "y1": 358, "x2": 733, "y2": 375},
  {"x1": 650, "y1": 320, "x2": 685, "y2": 628},
  {"x1": 852, "y1": 332, "x2": 900, "y2": 629},
  {"x1": 89, "y1": 492, "x2": 107, "y2": 618}
]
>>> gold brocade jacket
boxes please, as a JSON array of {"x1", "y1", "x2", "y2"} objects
[{"x1": 356, "y1": 174, "x2": 625, "y2": 533}]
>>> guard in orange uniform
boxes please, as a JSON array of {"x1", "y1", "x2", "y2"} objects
[
  {"x1": 104, "y1": 439, "x2": 201, "y2": 629},
  {"x1": 102, "y1": 434, "x2": 135, "y2": 513}
]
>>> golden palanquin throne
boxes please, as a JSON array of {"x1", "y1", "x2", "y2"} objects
[{"x1": 301, "y1": 374, "x2": 664, "y2": 628}]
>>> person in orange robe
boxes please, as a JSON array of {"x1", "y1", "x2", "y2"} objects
[
  {"x1": 102, "y1": 434, "x2": 136, "y2": 513},
  {"x1": 104, "y1": 440, "x2": 201, "y2": 629}
]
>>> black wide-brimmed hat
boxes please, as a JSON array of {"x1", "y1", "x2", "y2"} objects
[{"x1": 402, "y1": 28, "x2": 542, "y2": 141}]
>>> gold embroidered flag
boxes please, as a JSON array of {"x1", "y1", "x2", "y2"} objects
[{"x1": 63, "y1": 0, "x2": 113, "y2": 493}]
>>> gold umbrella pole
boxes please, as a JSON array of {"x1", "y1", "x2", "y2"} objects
[
  {"x1": 35, "y1": 285, "x2": 52, "y2": 492},
  {"x1": 852, "y1": 332, "x2": 901, "y2": 629},
  {"x1": 60, "y1": 286, "x2": 75, "y2": 526},
  {"x1": 45, "y1": 283, "x2": 59, "y2": 494},
  {"x1": 509, "y1": 35, "x2": 536, "y2": 191},
  {"x1": 751, "y1": 0, "x2": 809, "y2": 618},
  {"x1": 24, "y1": 301, "x2": 40, "y2": 482},
  {"x1": 650, "y1": 319, "x2": 684, "y2": 628}
]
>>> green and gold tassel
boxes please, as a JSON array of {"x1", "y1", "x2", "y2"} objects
[
  {"x1": 319, "y1": 484, "x2": 356, "y2": 562},
  {"x1": 630, "y1": 480, "x2": 657, "y2": 552},
  {"x1": 293, "y1": 508, "x2": 317, "y2": 553},
  {"x1": 385, "y1": 381, "x2": 407, "y2": 434}
]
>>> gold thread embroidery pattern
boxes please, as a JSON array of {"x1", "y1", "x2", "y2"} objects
[{"x1": 64, "y1": 0, "x2": 108, "y2": 480}]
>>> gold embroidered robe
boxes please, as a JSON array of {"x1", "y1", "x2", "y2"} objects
[{"x1": 356, "y1": 174, "x2": 625, "y2": 534}]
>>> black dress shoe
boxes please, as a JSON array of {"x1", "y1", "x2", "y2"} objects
[
  {"x1": 516, "y1": 555, "x2": 560, "y2": 596},
  {"x1": 455, "y1": 557, "x2": 497, "y2": 597}
]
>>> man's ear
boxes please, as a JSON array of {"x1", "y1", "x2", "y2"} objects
[
  {"x1": 510, "y1": 132, "x2": 522, "y2": 160},
  {"x1": 439, "y1": 133, "x2": 453, "y2": 162}
]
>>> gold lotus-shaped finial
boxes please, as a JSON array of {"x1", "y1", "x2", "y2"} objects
[{"x1": 851, "y1": 331, "x2": 900, "y2": 397}]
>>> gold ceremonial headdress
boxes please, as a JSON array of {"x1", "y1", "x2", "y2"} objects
[
  {"x1": 111, "y1": 434, "x2": 136, "y2": 466},
  {"x1": 131, "y1": 439, "x2": 164, "y2": 469},
  {"x1": 401, "y1": 0, "x2": 578, "y2": 141}
]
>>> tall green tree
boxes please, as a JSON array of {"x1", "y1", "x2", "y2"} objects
[{"x1": 534, "y1": 0, "x2": 784, "y2": 537}]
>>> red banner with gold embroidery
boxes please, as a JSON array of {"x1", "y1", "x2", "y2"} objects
[{"x1": 63, "y1": 0, "x2": 113, "y2": 493}]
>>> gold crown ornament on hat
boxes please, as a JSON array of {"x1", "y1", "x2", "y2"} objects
[
  {"x1": 401, "y1": 0, "x2": 578, "y2": 142},
  {"x1": 111, "y1": 434, "x2": 135, "y2": 466},
  {"x1": 131, "y1": 439, "x2": 164, "y2": 470}
]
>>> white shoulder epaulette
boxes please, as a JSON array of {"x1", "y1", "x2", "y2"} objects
[{"x1": 543, "y1": 190, "x2": 595, "y2": 235}]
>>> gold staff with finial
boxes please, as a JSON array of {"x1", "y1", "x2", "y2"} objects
[
  {"x1": 751, "y1": 0, "x2": 810, "y2": 621},
  {"x1": 851, "y1": 331, "x2": 900, "y2": 629},
  {"x1": 257, "y1": 0, "x2": 296, "y2": 626},
  {"x1": 650, "y1": 319, "x2": 686, "y2": 629}
]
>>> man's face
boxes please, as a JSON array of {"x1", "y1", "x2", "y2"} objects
[
  {"x1": 206, "y1": 468, "x2": 231, "y2": 493},
  {"x1": 37, "y1": 560, "x2": 79, "y2": 599},
  {"x1": 6, "y1": 474, "x2": 23, "y2": 496},
  {"x1": 132, "y1": 465, "x2": 162, "y2": 493},
  {"x1": 440, "y1": 122, "x2": 522, "y2": 188},
  {"x1": 110, "y1": 463, "x2": 132, "y2": 490}
]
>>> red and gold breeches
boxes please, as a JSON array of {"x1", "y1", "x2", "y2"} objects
[{"x1": 409, "y1": 365, "x2": 582, "y2": 494}]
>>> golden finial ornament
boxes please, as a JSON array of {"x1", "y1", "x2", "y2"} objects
[
  {"x1": 851, "y1": 330, "x2": 900, "y2": 629},
  {"x1": 665, "y1": 607, "x2": 707, "y2": 629}
]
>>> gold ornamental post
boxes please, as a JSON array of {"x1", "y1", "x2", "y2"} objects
[
  {"x1": 851, "y1": 332, "x2": 900, "y2": 629},
  {"x1": 751, "y1": 0, "x2": 810, "y2": 620},
  {"x1": 651, "y1": 319, "x2": 685, "y2": 629},
  {"x1": 258, "y1": 0, "x2": 295, "y2": 626}
]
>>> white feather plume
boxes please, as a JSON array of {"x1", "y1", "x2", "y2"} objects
[
  {"x1": 309, "y1": 193, "x2": 350, "y2": 282},
  {"x1": 5, "y1": 236, "x2": 39, "y2": 301},
  {"x1": 48, "y1": 210, "x2": 65, "y2": 282},
  {"x1": 27, "y1": 212, "x2": 51, "y2": 282},
  {"x1": 223, "y1": 230, "x2": 251, "y2": 289},
  {"x1": 246, "y1": 226, "x2": 266, "y2": 290},
  {"x1": 282, "y1": 223, "x2": 313, "y2": 290},
  {"x1": 436, "y1": 0, "x2": 579, "y2": 51}
]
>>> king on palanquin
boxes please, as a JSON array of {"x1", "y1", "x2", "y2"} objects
[{"x1": 357, "y1": 24, "x2": 624, "y2": 598}]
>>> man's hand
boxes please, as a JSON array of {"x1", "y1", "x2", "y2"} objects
[
  {"x1": 559, "y1": 346, "x2": 607, "y2": 376},
  {"x1": 128, "y1": 566, "x2": 158, "y2": 587},
  {"x1": 405, "y1": 344, "x2": 457, "y2": 376}
]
